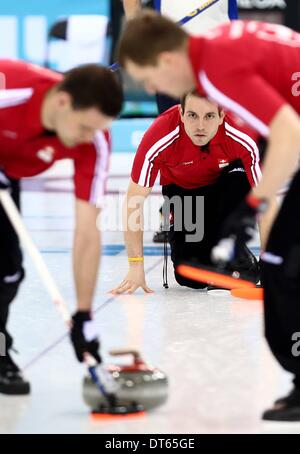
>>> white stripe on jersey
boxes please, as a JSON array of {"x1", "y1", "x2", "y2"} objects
[
  {"x1": 224, "y1": 121, "x2": 262, "y2": 186},
  {"x1": 199, "y1": 70, "x2": 270, "y2": 137},
  {"x1": 145, "y1": 133, "x2": 181, "y2": 187},
  {"x1": 0, "y1": 88, "x2": 33, "y2": 108},
  {"x1": 91, "y1": 131, "x2": 110, "y2": 207},
  {"x1": 138, "y1": 126, "x2": 180, "y2": 187}
]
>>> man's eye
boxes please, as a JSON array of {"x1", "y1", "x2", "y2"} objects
[
  {"x1": 206, "y1": 114, "x2": 215, "y2": 120},
  {"x1": 188, "y1": 113, "x2": 196, "y2": 118}
]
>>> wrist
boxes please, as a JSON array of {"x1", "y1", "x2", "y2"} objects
[
  {"x1": 128, "y1": 256, "x2": 144, "y2": 263},
  {"x1": 129, "y1": 260, "x2": 144, "y2": 269}
]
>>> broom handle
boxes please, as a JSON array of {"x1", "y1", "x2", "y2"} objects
[{"x1": 0, "y1": 189, "x2": 99, "y2": 368}]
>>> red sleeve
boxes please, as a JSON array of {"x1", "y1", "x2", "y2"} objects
[
  {"x1": 224, "y1": 121, "x2": 262, "y2": 187},
  {"x1": 199, "y1": 66, "x2": 287, "y2": 137},
  {"x1": 73, "y1": 130, "x2": 111, "y2": 206},
  {"x1": 131, "y1": 112, "x2": 180, "y2": 188},
  {"x1": 3, "y1": 136, "x2": 65, "y2": 179}
]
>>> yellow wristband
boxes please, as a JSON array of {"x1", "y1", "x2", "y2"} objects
[{"x1": 128, "y1": 257, "x2": 144, "y2": 262}]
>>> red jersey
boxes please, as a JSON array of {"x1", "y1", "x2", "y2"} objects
[
  {"x1": 0, "y1": 59, "x2": 110, "y2": 205},
  {"x1": 131, "y1": 105, "x2": 261, "y2": 189},
  {"x1": 188, "y1": 21, "x2": 300, "y2": 137}
]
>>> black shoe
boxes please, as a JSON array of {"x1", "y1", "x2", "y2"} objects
[
  {"x1": 230, "y1": 245, "x2": 260, "y2": 284},
  {"x1": 0, "y1": 352, "x2": 30, "y2": 395},
  {"x1": 257, "y1": 258, "x2": 263, "y2": 287},
  {"x1": 262, "y1": 388, "x2": 300, "y2": 421}
]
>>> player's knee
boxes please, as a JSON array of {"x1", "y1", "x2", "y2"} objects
[{"x1": 174, "y1": 271, "x2": 207, "y2": 289}]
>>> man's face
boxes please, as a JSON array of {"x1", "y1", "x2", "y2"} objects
[
  {"x1": 125, "y1": 52, "x2": 194, "y2": 98},
  {"x1": 54, "y1": 93, "x2": 113, "y2": 147},
  {"x1": 180, "y1": 95, "x2": 224, "y2": 146}
]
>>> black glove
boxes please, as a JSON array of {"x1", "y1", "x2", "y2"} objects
[
  {"x1": 70, "y1": 311, "x2": 102, "y2": 364},
  {"x1": 0, "y1": 170, "x2": 10, "y2": 190},
  {"x1": 212, "y1": 194, "x2": 268, "y2": 265}
]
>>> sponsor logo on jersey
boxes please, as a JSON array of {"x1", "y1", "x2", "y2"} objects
[
  {"x1": 182, "y1": 160, "x2": 194, "y2": 166},
  {"x1": 228, "y1": 167, "x2": 245, "y2": 173},
  {"x1": 2, "y1": 130, "x2": 18, "y2": 139},
  {"x1": 218, "y1": 159, "x2": 229, "y2": 168},
  {"x1": 37, "y1": 146, "x2": 55, "y2": 163}
]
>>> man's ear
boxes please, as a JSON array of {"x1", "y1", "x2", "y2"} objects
[
  {"x1": 179, "y1": 105, "x2": 184, "y2": 122},
  {"x1": 159, "y1": 51, "x2": 177, "y2": 67},
  {"x1": 57, "y1": 91, "x2": 72, "y2": 108},
  {"x1": 219, "y1": 109, "x2": 225, "y2": 124}
]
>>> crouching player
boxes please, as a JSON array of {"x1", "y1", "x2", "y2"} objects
[{"x1": 112, "y1": 92, "x2": 272, "y2": 294}]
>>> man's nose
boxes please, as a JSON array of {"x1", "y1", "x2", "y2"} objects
[{"x1": 196, "y1": 118, "x2": 205, "y2": 130}]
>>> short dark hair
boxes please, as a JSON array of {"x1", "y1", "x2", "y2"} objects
[
  {"x1": 57, "y1": 64, "x2": 123, "y2": 117},
  {"x1": 180, "y1": 90, "x2": 201, "y2": 113},
  {"x1": 180, "y1": 90, "x2": 222, "y2": 115},
  {"x1": 118, "y1": 9, "x2": 188, "y2": 67}
]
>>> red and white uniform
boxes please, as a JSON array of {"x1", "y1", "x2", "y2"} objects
[
  {"x1": 131, "y1": 105, "x2": 261, "y2": 189},
  {"x1": 0, "y1": 59, "x2": 110, "y2": 206},
  {"x1": 188, "y1": 21, "x2": 300, "y2": 136}
]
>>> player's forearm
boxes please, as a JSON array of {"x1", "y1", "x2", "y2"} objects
[
  {"x1": 123, "y1": 181, "x2": 151, "y2": 265},
  {"x1": 123, "y1": 0, "x2": 141, "y2": 19},
  {"x1": 253, "y1": 105, "x2": 300, "y2": 200},
  {"x1": 124, "y1": 225, "x2": 144, "y2": 259},
  {"x1": 73, "y1": 230, "x2": 101, "y2": 311},
  {"x1": 123, "y1": 196, "x2": 144, "y2": 263}
]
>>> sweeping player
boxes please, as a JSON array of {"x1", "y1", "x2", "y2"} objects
[
  {"x1": 0, "y1": 59, "x2": 123, "y2": 395},
  {"x1": 111, "y1": 92, "x2": 265, "y2": 294},
  {"x1": 118, "y1": 12, "x2": 300, "y2": 420}
]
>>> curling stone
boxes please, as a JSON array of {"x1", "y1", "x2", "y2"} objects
[{"x1": 83, "y1": 350, "x2": 168, "y2": 414}]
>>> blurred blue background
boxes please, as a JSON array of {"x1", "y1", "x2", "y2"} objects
[{"x1": 0, "y1": 0, "x2": 109, "y2": 63}]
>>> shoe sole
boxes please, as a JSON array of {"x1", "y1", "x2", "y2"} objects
[
  {"x1": 0, "y1": 383, "x2": 31, "y2": 395},
  {"x1": 207, "y1": 289, "x2": 230, "y2": 296},
  {"x1": 263, "y1": 410, "x2": 300, "y2": 422}
]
